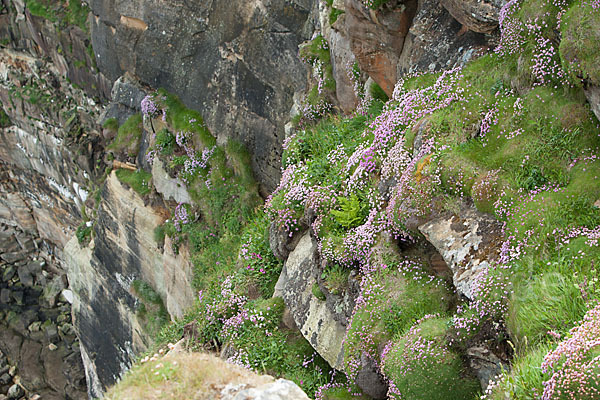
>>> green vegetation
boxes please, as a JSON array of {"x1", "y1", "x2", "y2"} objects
[
  {"x1": 102, "y1": 117, "x2": 119, "y2": 132},
  {"x1": 560, "y1": 0, "x2": 600, "y2": 85},
  {"x1": 24, "y1": 0, "x2": 90, "y2": 31},
  {"x1": 76, "y1": 223, "x2": 92, "y2": 245},
  {"x1": 0, "y1": 107, "x2": 11, "y2": 128},
  {"x1": 382, "y1": 317, "x2": 479, "y2": 400},
  {"x1": 132, "y1": 280, "x2": 170, "y2": 339},
  {"x1": 115, "y1": 168, "x2": 152, "y2": 196},
  {"x1": 108, "y1": 114, "x2": 143, "y2": 157},
  {"x1": 109, "y1": 0, "x2": 600, "y2": 397}
]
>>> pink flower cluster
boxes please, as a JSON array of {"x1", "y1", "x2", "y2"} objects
[
  {"x1": 173, "y1": 203, "x2": 190, "y2": 232},
  {"x1": 541, "y1": 303, "x2": 600, "y2": 400}
]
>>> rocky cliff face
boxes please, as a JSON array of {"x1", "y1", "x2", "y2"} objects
[
  {"x1": 0, "y1": 0, "x2": 517, "y2": 397},
  {"x1": 65, "y1": 173, "x2": 195, "y2": 397},
  {"x1": 89, "y1": 0, "x2": 315, "y2": 193}
]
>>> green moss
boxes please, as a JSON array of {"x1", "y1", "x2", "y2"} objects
[
  {"x1": 0, "y1": 107, "x2": 11, "y2": 128},
  {"x1": 115, "y1": 168, "x2": 152, "y2": 196},
  {"x1": 131, "y1": 280, "x2": 169, "y2": 338},
  {"x1": 312, "y1": 283, "x2": 326, "y2": 301},
  {"x1": 108, "y1": 114, "x2": 143, "y2": 157},
  {"x1": 382, "y1": 317, "x2": 479, "y2": 400},
  {"x1": 560, "y1": 0, "x2": 600, "y2": 85},
  {"x1": 102, "y1": 117, "x2": 119, "y2": 132}
]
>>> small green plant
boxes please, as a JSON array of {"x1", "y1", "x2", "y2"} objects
[
  {"x1": 115, "y1": 168, "x2": 152, "y2": 196},
  {"x1": 312, "y1": 283, "x2": 326, "y2": 301},
  {"x1": 321, "y1": 264, "x2": 349, "y2": 295},
  {"x1": 329, "y1": 8, "x2": 344, "y2": 24},
  {"x1": 76, "y1": 223, "x2": 92, "y2": 245},
  {"x1": 0, "y1": 107, "x2": 11, "y2": 128},
  {"x1": 330, "y1": 194, "x2": 367, "y2": 230},
  {"x1": 155, "y1": 128, "x2": 176, "y2": 156},
  {"x1": 131, "y1": 280, "x2": 170, "y2": 339},
  {"x1": 369, "y1": 81, "x2": 389, "y2": 103},
  {"x1": 108, "y1": 114, "x2": 143, "y2": 157},
  {"x1": 103, "y1": 117, "x2": 119, "y2": 132},
  {"x1": 153, "y1": 225, "x2": 166, "y2": 248}
]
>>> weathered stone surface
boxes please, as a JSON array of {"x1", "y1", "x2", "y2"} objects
[
  {"x1": 585, "y1": 85, "x2": 600, "y2": 123},
  {"x1": 440, "y1": 0, "x2": 505, "y2": 34},
  {"x1": 65, "y1": 173, "x2": 195, "y2": 396},
  {"x1": 356, "y1": 353, "x2": 388, "y2": 399},
  {"x1": 418, "y1": 204, "x2": 503, "y2": 299},
  {"x1": 345, "y1": 0, "x2": 417, "y2": 97},
  {"x1": 274, "y1": 232, "x2": 346, "y2": 369},
  {"x1": 225, "y1": 379, "x2": 310, "y2": 400},
  {"x1": 100, "y1": 74, "x2": 148, "y2": 126},
  {"x1": 269, "y1": 222, "x2": 304, "y2": 261},
  {"x1": 329, "y1": 16, "x2": 359, "y2": 114},
  {"x1": 0, "y1": 4, "x2": 112, "y2": 100},
  {"x1": 89, "y1": 0, "x2": 314, "y2": 193},
  {"x1": 151, "y1": 157, "x2": 191, "y2": 204},
  {"x1": 466, "y1": 345, "x2": 507, "y2": 390},
  {"x1": 398, "y1": 0, "x2": 495, "y2": 76}
]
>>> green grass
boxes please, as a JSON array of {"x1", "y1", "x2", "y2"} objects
[
  {"x1": 102, "y1": 117, "x2": 119, "y2": 132},
  {"x1": 508, "y1": 272, "x2": 588, "y2": 349},
  {"x1": 108, "y1": 114, "x2": 143, "y2": 157},
  {"x1": 24, "y1": 0, "x2": 90, "y2": 31},
  {"x1": 0, "y1": 107, "x2": 11, "y2": 128},
  {"x1": 115, "y1": 168, "x2": 152, "y2": 196},
  {"x1": 24, "y1": 0, "x2": 57, "y2": 22},
  {"x1": 132, "y1": 280, "x2": 170, "y2": 339},
  {"x1": 490, "y1": 343, "x2": 554, "y2": 400},
  {"x1": 344, "y1": 262, "x2": 452, "y2": 376},
  {"x1": 382, "y1": 317, "x2": 480, "y2": 400},
  {"x1": 157, "y1": 89, "x2": 215, "y2": 148},
  {"x1": 329, "y1": 8, "x2": 344, "y2": 25}
]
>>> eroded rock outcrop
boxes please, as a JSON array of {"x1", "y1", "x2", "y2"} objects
[
  {"x1": 89, "y1": 0, "x2": 315, "y2": 193},
  {"x1": 274, "y1": 232, "x2": 348, "y2": 370},
  {"x1": 418, "y1": 204, "x2": 503, "y2": 299},
  {"x1": 65, "y1": 173, "x2": 195, "y2": 397},
  {"x1": 345, "y1": 0, "x2": 418, "y2": 97},
  {"x1": 440, "y1": 0, "x2": 505, "y2": 34},
  {"x1": 398, "y1": 0, "x2": 497, "y2": 75}
]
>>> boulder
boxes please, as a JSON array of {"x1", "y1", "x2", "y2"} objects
[
  {"x1": 440, "y1": 0, "x2": 505, "y2": 34},
  {"x1": 466, "y1": 345, "x2": 507, "y2": 390},
  {"x1": 398, "y1": 0, "x2": 495, "y2": 76},
  {"x1": 418, "y1": 204, "x2": 503, "y2": 299},
  {"x1": 344, "y1": 0, "x2": 418, "y2": 97},
  {"x1": 151, "y1": 157, "x2": 191, "y2": 204},
  {"x1": 224, "y1": 379, "x2": 310, "y2": 400},
  {"x1": 585, "y1": 84, "x2": 600, "y2": 122},
  {"x1": 274, "y1": 232, "x2": 346, "y2": 369}
]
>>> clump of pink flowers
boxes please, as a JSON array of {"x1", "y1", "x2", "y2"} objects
[{"x1": 540, "y1": 303, "x2": 600, "y2": 400}]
